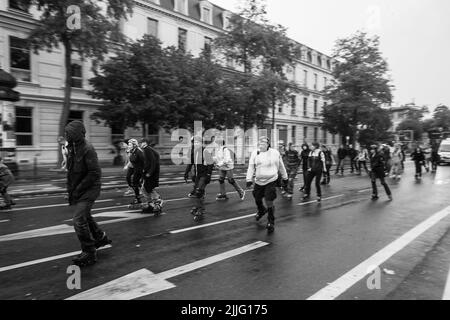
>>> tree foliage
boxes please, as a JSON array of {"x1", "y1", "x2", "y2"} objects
[{"x1": 321, "y1": 31, "x2": 393, "y2": 144}]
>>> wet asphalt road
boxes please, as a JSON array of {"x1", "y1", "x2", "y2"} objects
[{"x1": 0, "y1": 162, "x2": 449, "y2": 300}]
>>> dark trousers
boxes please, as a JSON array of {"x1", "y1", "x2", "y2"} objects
[
  {"x1": 370, "y1": 171, "x2": 391, "y2": 196},
  {"x1": 414, "y1": 161, "x2": 423, "y2": 176},
  {"x1": 431, "y1": 160, "x2": 438, "y2": 172},
  {"x1": 287, "y1": 167, "x2": 298, "y2": 194},
  {"x1": 350, "y1": 159, "x2": 357, "y2": 172},
  {"x1": 131, "y1": 169, "x2": 143, "y2": 199},
  {"x1": 0, "y1": 187, "x2": 12, "y2": 205},
  {"x1": 301, "y1": 165, "x2": 308, "y2": 187},
  {"x1": 322, "y1": 165, "x2": 331, "y2": 183},
  {"x1": 73, "y1": 201, "x2": 103, "y2": 253},
  {"x1": 305, "y1": 170, "x2": 323, "y2": 197},
  {"x1": 126, "y1": 167, "x2": 134, "y2": 188},
  {"x1": 192, "y1": 176, "x2": 208, "y2": 210},
  {"x1": 358, "y1": 161, "x2": 370, "y2": 174},
  {"x1": 335, "y1": 158, "x2": 345, "y2": 174}
]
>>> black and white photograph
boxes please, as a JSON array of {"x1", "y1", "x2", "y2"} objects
[{"x1": 0, "y1": 0, "x2": 450, "y2": 308}]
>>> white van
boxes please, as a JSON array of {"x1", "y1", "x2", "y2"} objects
[{"x1": 438, "y1": 139, "x2": 450, "y2": 164}]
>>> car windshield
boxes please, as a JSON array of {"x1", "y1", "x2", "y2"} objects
[{"x1": 439, "y1": 145, "x2": 450, "y2": 152}]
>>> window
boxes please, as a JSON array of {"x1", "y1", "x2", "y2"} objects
[
  {"x1": 303, "y1": 126, "x2": 308, "y2": 139},
  {"x1": 327, "y1": 60, "x2": 331, "y2": 70},
  {"x1": 9, "y1": 0, "x2": 29, "y2": 12},
  {"x1": 111, "y1": 124, "x2": 124, "y2": 143},
  {"x1": 307, "y1": 51, "x2": 312, "y2": 63},
  {"x1": 174, "y1": 0, "x2": 188, "y2": 15},
  {"x1": 278, "y1": 104, "x2": 283, "y2": 113},
  {"x1": 303, "y1": 97, "x2": 308, "y2": 117},
  {"x1": 147, "y1": 18, "x2": 158, "y2": 37},
  {"x1": 291, "y1": 95, "x2": 296, "y2": 115},
  {"x1": 178, "y1": 28, "x2": 187, "y2": 53},
  {"x1": 201, "y1": 7, "x2": 212, "y2": 24},
  {"x1": 292, "y1": 126, "x2": 296, "y2": 145},
  {"x1": 317, "y1": 55, "x2": 322, "y2": 67},
  {"x1": 314, "y1": 100, "x2": 318, "y2": 118},
  {"x1": 71, "y1": 63, "x2": 82, "y2": 88},
  {"x1": 314, "y1": 127, "x2": 318, "y2": 142},
  {"x1": 324, "y1": 77, "x2": 327, "y2": 89},
  {"x1": 222, "y1": 11, "x2": 232, "y2": 30},
  {"x1": 10, "y1": 36, "x2": 31, "y2": 82},
  {"x1": 67, "y1": 110, "x2": 84, "y2": 125},
  {"x1": 322, "y1": 129, "x2": 327, "y2": 144},
  {"x1": 314, "y1": 73, "x2": 318, "y2": 90},
  {"x1": 15, "y1": 107, "x2": 33, "y2": 146},
  {"x1": 303, "y1": 70, "x2": 307, "y2": 87},
  {"x1": 204, "y1": 37, "x2": 212, "y2": 57},
  {"x1": 226, "y1": 56, "x2": 234, "y2": 68}
]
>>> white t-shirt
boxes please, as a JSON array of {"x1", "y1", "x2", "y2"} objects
[{"x1": 246, "y1": 148, "x2": 288, "y2": 186}]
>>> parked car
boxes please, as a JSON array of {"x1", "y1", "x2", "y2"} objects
[{"x1": 438, "y1": 139, "x2": 450, "y2": 165}]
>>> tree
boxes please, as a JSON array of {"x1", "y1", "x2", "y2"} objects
[
  {"x1": 214, "y1": 0, "x2": 300, "y2": 132},
  {"x1": 433, "y1": 104, "x2": 450, "y2": 131},
  {"x1": 321, "y1": 31, "x2": 393, "y2": 144},
  {"x1": 25, "y1": 0, "x2": 133, "y2": 165}
]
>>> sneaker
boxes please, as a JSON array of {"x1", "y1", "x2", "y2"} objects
[
  {"x1": 388, "y1": 194, "x2": 393, "y2": 201},
  {"x1": 266, "y1": 222, "x2": 275, "y2": 233},
  {"x1": 72, "y1": 251, "x2": 97, "y2": 267},
  {"x1": 299, "y1": 186, "x2": 305, "y2": 192},
  {"x1": 320, "y1": 181, "x2": 326, "y2": 185},
  {"x1": 95, "y1": 232, "x2": 112, "y2": 249},
  {"x1": 286, "y1": 193, "x2": 293, "y2": 199},
  {"x1": 302, "y1": 194, "x2": 310, "y2": 201},
  {"x1": 238, "y1": 189, "x2": 246, "y2": 201},
  {"x1": 317, "y1": 197, "x2": 322, "y2": 203},
  {"x1": 216, "y1": 194, "x2": 229, "y2": 201},
  {"x1": 255, "y1": 209, "x2": 267, "y2": 221},
  {"x1": 371, "y1": 195, "x2": 379, "y2": 200},
  {"x1": 187, "y1": 192, "x2": 196, "y2": 198}
]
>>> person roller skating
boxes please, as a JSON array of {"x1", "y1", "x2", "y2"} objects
[
  {"x1": 284, "y1": 143, "x2": 300, "y2": 198},
  {"x1": 139, "y1": 138, "x2": 163, "y2": 215},
  {"x1": 298, "y1": 143, "x2": 310, "y2": 192},
  {"x1": 213, "y1": 139, "x2": 245, "y2": 201},
  {"x1": 390, "y1": 143, "x2": 404, "y2": 180},
  {"x1": 303, "y1": 142, "x2": 327, "y2": 202},
  {"x1": 430, "y1": 143, "x2": 440, "y2": 173},
  {"x1": 184, "y1": 136, "x2": 214, "y2": 222},
  {"x1": 246, "y1": 136, "x2": 288, "y2": 233},
  {"x1": 126, "y1": 139, "x2": 145, "y2": 209},
  {"x1": 369, "y1": 144, "x2": 392, "y2": 200},
  {"x1": 0, "y1": 157, "x2": 16, "y2": 210},
  {"x1": 411, "y1": 147, "x2": 425, "y2": 180}
]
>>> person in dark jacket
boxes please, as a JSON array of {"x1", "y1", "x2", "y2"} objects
[
  {"x1": 430, "y1": 143, "x2": 440, "y2": 173},
  {"x1": 335, "y1": 144, "x2": 347, "y2": 175},
  {"x1": 127, "y1": 139, "x2": 145, "y2": 204},
  {"x1": 284, "y1": 143, "x2": 301, "y2": 197},
  {"x1": 369, "y1": 144, "x2": 392, "y2": 200},
  {"x1": 298, "y1": 143, "x2": 310, "y2": 192},
  {"x1": 348, "y1": 144, "x2": 358, "y2": 173},
  {"x1": 184, "y1": 136, "x2": 214, "y2": 220},
  {"x1": 320, "y1": 145, "x2": 333, "y2": 185},
  {"x1": 411, "y1": 147, "x2": 426, "y2": 179},
  {"x1": 140, "y1": 138, "x2": 163, "y2": 213},
  {"x1": 65, "y1": 120, "x2": 111, "y2": 267},
  {"x1": 0, "y1": 157, "x2": 16, "y2": 210},
  {"x1": 303, "y1": 142, "x2": 327, "y2": 202}
]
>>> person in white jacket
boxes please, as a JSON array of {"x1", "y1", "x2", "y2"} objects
[
  {"x1": 246, "y1": 136, "x2": 288, "y2": 232},
  {"x1": 213, "y1": 141, "x2": 245, "y2": 201}
]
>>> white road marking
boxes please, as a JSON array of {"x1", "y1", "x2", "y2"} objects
[
  {"x1": 66, "y1": 241, "x2": 269, "y2": 300},
  {"x1": 4, "y1": 199, "x2": 113, "y2": 212},
  {"x1": 358, "y1": 188, "x2": 372, "y2": 193},
  {"x1": 0, "y1": 220, "x2": 10, "y2": 223},
  {"x1": 170, "y1": 213, "x2": 257, "y2": 234},
  {"x1": 297, "y1": 194, "x2": 344, "y2": 206},
  {"x1": 443, "y1": 262, "x2": 450, "y2": 300},
  {"x1": 308, "y1": 205, "x2": 450, "y2": 300},
  {"x1": 0, "y1": 210, "x2": 157, "y2": 242},
  {"x1": 0, "y1": 245, "x2": 112, "y2": 273}
]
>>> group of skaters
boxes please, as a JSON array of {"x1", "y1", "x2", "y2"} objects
[{"x1": 59, "y1": 119, "x2": 443, "y2": 266}]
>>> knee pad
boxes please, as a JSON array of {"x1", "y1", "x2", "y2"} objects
[
  {"x1": 219, "y1": 177, "x2": 226, "y2": 184},
  {"x1": 227, "y1": 178, "x2": 236, "y2": 185}
]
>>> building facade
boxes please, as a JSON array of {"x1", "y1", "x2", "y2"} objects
[{"x1": 0, "y1": 0, "x2": 339, "y2": 166}]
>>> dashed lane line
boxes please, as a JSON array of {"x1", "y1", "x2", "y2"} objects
[
  {"x1": 2, "y1": 199, "x2": 113, "y2": 212},
  {"x1": 0, "y1": 245, "x2": 112, "y2": 273}
]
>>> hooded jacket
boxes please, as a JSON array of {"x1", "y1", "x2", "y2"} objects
[
  {"x1": 142, "y1": 145, "x2": 160, "y2": 189},
  {"x1": 65, "y1": 121, "x2": 101, "y2": 204}
]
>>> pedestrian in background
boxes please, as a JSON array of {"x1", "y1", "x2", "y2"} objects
[
  {"x1": 140, "y1": 138, "x2": 163, "y2": 214},
  {"x1": 430, "y1": 143, "x2": 440, "y2": 173},
  {"x1": 356, "y1": 145, "x2": 370, "y2": 176},
  {"x1": 284, "y1": 142, "x2": 301, "y2": 197},
  {"x1": 369, "y1": 144, "x2": 392, "y2": 201},
  {"x1": 0, "y1": 157, "x2": 16, "y2": 210},
  {"x1": 390, "y1": 143, "x2": 404, "y2": 180},
  {"x1": 298, "y1": 143, "x2": 310, "y2": 192},
  {"x1": 57, "y1": 136, "x2": 69, "y2": 171},
  {"x1": 123, "y1": 139, "x2": 134, "y2": 196},
  {"x1": 127, "y1": 139, "x2": 145, "y2": 206},
  {"x1": 348, "y1": 144, "x2": 358, "y2": 173},
  {"x1": 320, "y1": 145, "x2": 333, "y2": 185},
  {"x1": 303, "y1": 142, "x2": 327, "y2": 202},
  {"x1": 335, "y1": 144, "x2": 347, "y2": 175},
  {"x1": 65, "y1": 120, "x2": 111, "y2": 267},
  {"x1": 411, "y1": 147, "x2": 426, "y2": 180}
]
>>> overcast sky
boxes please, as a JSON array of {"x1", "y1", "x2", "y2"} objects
[{"x1": 211, "y1": 0, "x2": 450, "y2": 113}]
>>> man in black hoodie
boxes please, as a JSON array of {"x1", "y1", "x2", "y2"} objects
[
  {"x1": 298, "y1": 143, "x2": 310, "y2": 192},
  {"x1": 335, "y1": 144, "x2": 347, "y2": 175},
  {"x1": 65, "y1": 120, "x2": 111, "y2": 267},
  {"x1": 140, "y1": 138, "x2": 163, "y2": 214},
  {"x1": 369, "y1": 144, "x2": 392, "y2": 200}
]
